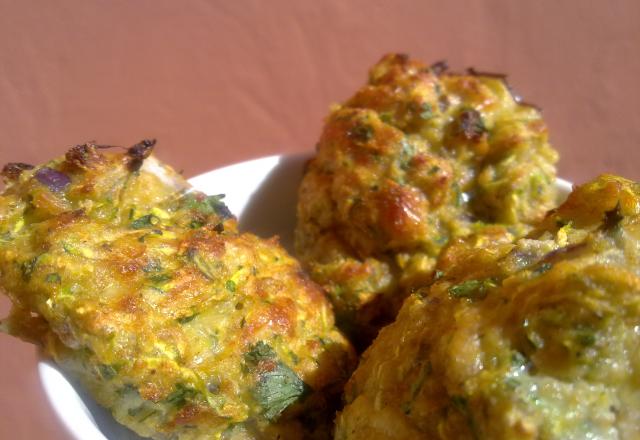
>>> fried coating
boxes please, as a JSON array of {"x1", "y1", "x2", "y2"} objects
[
  {"x1": 336, "y1": 174, "x2": 640, "y2": 439},
  {"x1": 0, "y1": 142, "x2": 355, "y2": 439},
  {"x1": 295, "y1": 54, "x2": 559, "y2": 346}
]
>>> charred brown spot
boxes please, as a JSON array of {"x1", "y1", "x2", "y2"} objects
[
  {"x1": 50, "y1": 209, "x2": 85, "y2": 230},
  {"x1": 430, "y1": 60, "x2": 449, "y2": 76},
  {"x1": 127, "y1": 139, "x2": 156, "y2": 171},
  {"x1": 602, "y1": 203, "x2": 624, "y2": 231},
  {"x1": 65, "y1": 144, "x2": 105, "y2": 169},
  {"x1": 466, "y1": 67, "x2": 507, "y2": 79},
  {"x1": 2, "y1": 162, "x2": 34, "y2": 182},
  {"x1": 540, "y1": 242, "x2": 589, "y2": 265},
  {"x1": 394, "y1": 53, "x2": 410, "y2": 64},
  {"x1": 139, "y1": 382, "x2": 162, "y2": 402},
  {"x1": 458, "y1": 109, "x2": 487, "y2": 141},
  {"x1": 118, "y1": 295, "x2": 140, "y2": 313},
  {"x1": 174, "y1": 404, "x2": 204, "y2": 425}
]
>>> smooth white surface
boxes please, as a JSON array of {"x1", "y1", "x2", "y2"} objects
[{"x1": 38, "y1": 155, "x2": 573, "y2": 440}]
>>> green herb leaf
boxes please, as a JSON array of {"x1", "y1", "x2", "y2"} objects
[
  {"x1": 347, "y1": 124, "x2": 374, "y2": 143},
  {"x1": 225, "y1": 280, "x2": 236, "y2": 292},
  {"x1": 165, "y1": 383, "x2": 197, "y2": 408},
  {"x1": 45, "y1": 273, "x2": 61, "y2": 284},
  {"x1": 510, "y1": 351, "x2": 528, "y2": 368},
  {"x1": 576, "y1": 328, "x2": 596, "y2": 347},
  {"x1": 21, "y1": 255, "x2": 41, "y2": 281},
  {"x1": 98, "y1": 364, "x2": 118, "y2": 380},
  {"x1": 177, "y1": 312, "x2": 199, "y2": 324},
  {"x1": 244, "y1": 341, "x2": 276, "y2": 365},
  {"x1": 142, "y1": 259, "x2": 162, "y2": 273},
  {"x1": 183, "y1": 193, "x2": 232, "y2": 219},
  {"x1": 131, "y1": 214, "x2": 159, "y2": 229},
  {"x1": 244, "y1": 342, "x2": 308, "y2": 420},
  {"x1": 419, "y1": 103, "x2": 433, "y2": 120},
  {"x1": 448, "y1": 278, "x2": 496, "y2": 299},
  {"x1": 149, "y1": 273, "x2": 172, "y2": 284},
  {"x1": 189, "y1": 250, "x2": 218, "y2": 280},
  {"x1": 534, "y1": 262, "x2": 553, "y2": 274}
]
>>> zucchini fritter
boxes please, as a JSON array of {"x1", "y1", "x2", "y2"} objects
[
  {"x1": 0, "y1": 142, "x2": 355, "y2": 439},
  {"x1": 336, "y1": 174, "x2": 640, "y2": 439},
  {"x1": 295, "y1": 54, "x2": 559, "y2": 346}
]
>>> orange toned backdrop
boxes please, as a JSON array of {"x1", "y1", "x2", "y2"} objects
[{"x1": 1, "y1": 1, "x2": 639, "y2": 438}]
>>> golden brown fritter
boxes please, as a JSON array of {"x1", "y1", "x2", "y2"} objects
[
  {"x1": 336, "y1": 174, "x2": 640, "y2": 439},
  {"x1": 0, "y1": 142, "x2": 355, "y2": 439},
  {"x1": 295, "y1": 54, "x2": 559, "y2": 346}
]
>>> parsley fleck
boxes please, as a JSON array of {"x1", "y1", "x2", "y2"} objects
[
  {"x1": 244, "y1": 342, "x2": 308, "y2": 420},
  {"x1": 130, "y1": 214, "x2": 159, "y2": 229},
  {"x1": 448, "y1": 278, "x2": 496, "y2": 299}
]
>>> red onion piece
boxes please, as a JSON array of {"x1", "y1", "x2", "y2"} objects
[{"x1": 35, "y1": 167, "x2": 71, "y2": 192}]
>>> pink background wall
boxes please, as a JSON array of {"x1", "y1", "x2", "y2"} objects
[{"x1": 1, "y1": 1, "x2": 639, "y2": 438}]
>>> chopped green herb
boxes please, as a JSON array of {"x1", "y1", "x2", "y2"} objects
[
  {"x1": 504, "y1": 377, "x2": 520, "y2": 389},
  {"x1": 576, "y1": 329, "x2": 596, "y2": 347},
  {"x1": 347, "y1": 124, "x2": 374, "y2": 143},
  {"x1": 428, "y1": 165, "x2": 440, "y2": 175},
  {"x1": 62, "y1": 242, "x2": 94, "y2": 258},
  {"x1": 165, "y1": 383, "x2": 196, "y2": 408},
  {"x1": 399, "y1": 140, "x2": 415, "y2": 170},
  {"x1": 434, "y1": 270, "x2": 444, "y2": 280},
  {"x1": 510, "y1": 351, "x2": 528, "y2": 368},
  {"x1": 451, "y1": 395, "x2": 468, "y2": 411},
  {"x1": 149, "y1": 273, "x2": 171, "y2": 284},
  {"x1": 177, "y1": 313, "x2": 199, "y2": 324},
  {"x1": 131, "y1": 214, "x2": 159, "y2": 229},
  {"x1": 244, "y1": 342, "x2": 308, "y2": 420},
  {"x1": 20, "y1": 255, "x2": 41, "y2": 281},
  {"x1": 137, "y1": 409, "x2": 158, "y2": 423},
  {"x1": 448, "y1": 278, "x2": 496, "y2": 299},
  {"x1": 45, "y1": 272, "x2": 61, "y2": 284},
  {"x1": 142, "y1": 259, "x2": 162, "y2": 273},
  {"x1": 225, "y1": 280, "x2": 237, "y2": 292},
  {"x1": 98, "y1": 364, "x2": 118, "y2": 380},
  {"x1": 452, "y1": 183, "x2": 463, "y2": 207},
  {"x1": 189, "y1": 251, "x2": 218, "y2": 280},
  {"x1": 244, "y1": 341, "x2": 275, "y2": 365},
  {"x1": 419, "y1": 102, "x2": 433, "y2": 120},
  {"x1": 534, "y1": 262, "x2": 553, "y2": 274},
  {"x1": 379, "y1": 112, "x2": 393, "y2": 124},
  {"x1": 183, "y1": 193, "x2": 232, "y2": 219},
  {"x1": 434, "y1": 235, "x2": 448, "y2": 246},
  {"x1": 189, "y1": 219, "x2": 205, "y2": 229}
]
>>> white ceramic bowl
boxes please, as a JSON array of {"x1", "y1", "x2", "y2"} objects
[{"x1": 38, "y1": 154, "x2": 573, "y2": 439}]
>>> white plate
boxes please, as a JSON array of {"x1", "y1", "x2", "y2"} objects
[{"x1": 38, "y1": 154, "x2": 572, "y2": 440}]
